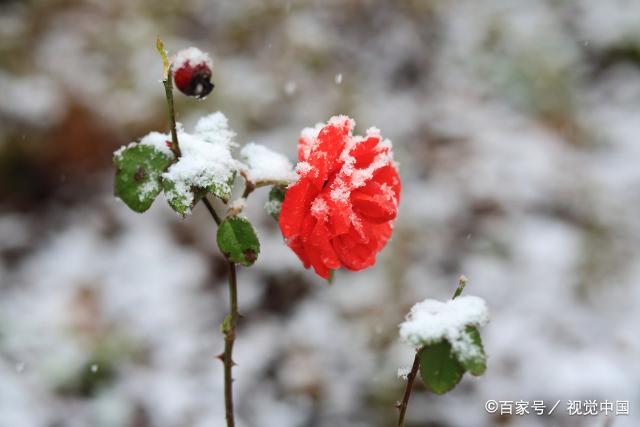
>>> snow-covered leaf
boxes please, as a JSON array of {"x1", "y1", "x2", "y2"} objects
[
  {"x1": 162, "y1": 179, "x2": 195, "y2": 215},
  {"x1": 217, "y1": 217, "x2": 260, "y2": 266},
  {"x1": 161, "y1": 116, "x2": 237, "y2": 214},
  {"x1": 113, "y1": 136, "x2": 173, "y2": 213},
  {"x1": 265, "y1": 186, "x2": 286, "y2": 221},
  {"x1": 419, "y1": 341, "x2": 465, "y2": 394},
  {"x1": 208, "y1": 171, "x2": 236, "y2": 203},
  {"x1": 399, "y1": 296, "x2": 489, "y2": 349},
  {"x1": 454, "y1": 326, "x2": 486, "y2": 376}
]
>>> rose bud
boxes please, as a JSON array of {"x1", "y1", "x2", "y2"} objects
[{"x1": 172, "y1": 47, "x2": 215, "y2": 98}]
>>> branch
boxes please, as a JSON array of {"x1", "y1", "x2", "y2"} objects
[
  {"x1": 397, "y1": 350, "x2": 421, "y2": 427},
  {"x1": 202, "y1": 196, "x2": 222, "y2": 225}
]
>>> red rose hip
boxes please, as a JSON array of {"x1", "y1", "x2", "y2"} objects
[{"x1": 172, "y1": 47, "x2": 214, "y2": 98}]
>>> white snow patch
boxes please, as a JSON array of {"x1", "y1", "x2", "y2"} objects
[
  {"x1": 240, "y1": 142, "x2": 296, "y2": 184},
  {"x1": 397, "y1": 366, "x2": 411, "y2": 380},
  {"x1": 162, "y1": 116, "x2": 238, "y2": 211},
  {"x1": 229, "y1": 198, "x2": 246, "y2": 211},
  {"x1": 172, "y1": 47, "x2": 212, "y2": 69},
  {"x1": 295, "y1": 161, "x2": 312, "y2": 177},
  {"x1": 310, "y1": 197, "x2": 328, "y2": 218},
  {"x1": 194, "y1": 112, "x2": 236, "y2": 147},
  {"x1": 327, "y1": 114, "x2": 355, "y2": 130},
  {"x1": 140, "y1": 131, "x2": 174, "y2": 157},
  {"x1": 113, "y1": 131, "x2": 174, "y2": 161},
  {"x1": 399, "y1": 296, "x2": 489, "y2": 351}
]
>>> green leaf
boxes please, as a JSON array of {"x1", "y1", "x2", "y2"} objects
[
  {"x1": 208, "y1": 171, "x2": 235, "y2": 203},
  {"x1": 419, "y1": 340, "x2": 465, "y2": 394},
  {"x1": 114, "y1": 144, "x2": 172, "y2": 213},
  {"x1": 162, "y1": 179, "x2": 192, "y2": 215},
  {"x1": 454, "y1": 326, "x2": 486, "y2": 376},
  {"x1": 266, "y1": 186, "x2": 286, "y2": 221},
  {"x1": 217, "y1": 217, "x2": 260, "y2": 266},
  {"x1": 163, "y1": 170, "x2": 234, "y2": 215}
]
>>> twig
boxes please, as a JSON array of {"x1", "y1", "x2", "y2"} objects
[
  {"x1": 202, "y1": 196, "x2": 222, "y2": 225},
  {"x1": 241, "y1": 181, "x2": 255, "y2": 199},
  {"x1": 156, "y1": 37, "x2": 182, "y2": 158},
  {"x1": 397, "y1": 275, "x2": 469, "y2": 426},
  {"x1": 163, "y1": 73, "x2": 181, "y2": 157},
  {"x1": 239, "y1": 171, "x2": 255, "y2": 199},
  {"x1": 397, "y1": 350, "x2": 421, "y2": 427}
]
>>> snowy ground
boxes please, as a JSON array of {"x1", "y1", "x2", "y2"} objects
[{"x1": 1, "y1": 1, "x2": 640, "y2": 426}]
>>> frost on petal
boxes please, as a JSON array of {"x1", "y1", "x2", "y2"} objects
[
  {"x1": 295, "y1": 161, "x2": 312, "y2": 178},
  {"x1": 298, "y1": 123, "x2": 324, "y2": 161},
  {"x1": 240, "y1": 142, "x2": 296, "y2": 184},
  {"x1": 399, "y1": 296, "x2": 489, "y2": 361},
  {"x1": 351, "y1": 181, "x2": 398, "y2": 223}
]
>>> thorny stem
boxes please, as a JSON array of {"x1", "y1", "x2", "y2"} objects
[
  {"x1": 221, "y1": 261, "x2": 239, "y2": 427},
  {"x1": 157, "y1": 37, "x2": 237, "y2": 427},
  {"x1": 201, "y1": 196, "x2": 237, "y2": 427},
  {"x1": 397, "y1": 275, "x2": 469, "y2": 427}
]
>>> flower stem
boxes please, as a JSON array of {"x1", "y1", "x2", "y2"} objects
[
  {"x1": 221, "y1": 261, "x2": 239, "y2": 427},
  {"x1": 156, "y1": 37, "x2": 181, "y2": 158},
  {"x1": 162, "y1": 69, "x2": 182, "y2": 158},
  {"x1": 200, "y1": 197, "x2": 236, "y2": 427},
  {"x1": 397, "y1": 350, "x2": 421, "y2": 427},
  {"x1": 397, "y1": 275, "x2": 469, "y2": 426},
  {"x1": 202, "y1": 196, "x2": 222, "y2": 225}
]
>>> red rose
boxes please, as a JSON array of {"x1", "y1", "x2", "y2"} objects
[{"x1": 279, "y1": 116, "x2": 401, "y2": 279}]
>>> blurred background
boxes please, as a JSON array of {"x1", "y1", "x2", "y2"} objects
[{"x1": 1, "y1": 0, "x2": 639, "y2": 426}]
